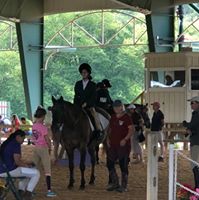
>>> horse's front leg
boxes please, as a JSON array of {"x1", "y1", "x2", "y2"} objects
[
  {"x1": 66, "y1": 149, "x2": 75, "y2": 189},
  {"x1": 95, "y1": 145, "x2": 99, "y2": 164},
  {"x1": 58, "y1": 141, "x2": 66, "y2": 159},
  {"x1": 53, "y1": 140, "x2": 59, "y2": 162},
  {"x1": 88, "y1": 145, "x2": 96, "y2": 185},
  {"x1": 79, "y1": 148, "x2": 86, "y2": 190}
]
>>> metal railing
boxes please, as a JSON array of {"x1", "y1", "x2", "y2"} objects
[{"x1": 168, "y1": 144, "x2": 199, "y2": 200}]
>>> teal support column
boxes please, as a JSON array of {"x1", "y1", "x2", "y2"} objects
[
  {"x1": 16, "y1": 19, "x2": 44, "y2": 119},
  {"x1": 146, "y1": 8, "x2": 175, "y2": 52}
]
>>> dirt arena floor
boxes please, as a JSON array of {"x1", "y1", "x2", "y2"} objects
[{"x1": 6, "y1": 145, "x2": 194, "y2": 200}]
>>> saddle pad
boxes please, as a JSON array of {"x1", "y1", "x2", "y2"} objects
[{"x1": 87, "y1": 112, "x2": 109, "y2": 132}]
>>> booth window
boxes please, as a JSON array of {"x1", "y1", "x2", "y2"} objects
[
  {"x1": 191, "y1": 69, "x2": 199, "y2": 90},
  {"x1": 150, "y1": 70, "x2": 185, "y2": 88}
]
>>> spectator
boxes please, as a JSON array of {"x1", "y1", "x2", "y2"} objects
[
  {"x1": 106, "y1": 100, "x2": 134, "y2": 193},
  {"x1": 0, "y1": 130, "x2": 40, "y2": 200},
  {"x1": 1, "y1": 117, "x2": 12, "y2": 134},
  {"x1": 44, "y1": 107, "x2": 52, "y2": 127},
  {"x1": 165, "y1": 75, "x2": 174, "y2": 86},
  {"x1": 21, "y1": 117, "x2": 33, "y2": 145},
  {"x1": 183, "y1": 96, "x2": 199, "y2": 189},
  {"x1": 44, "y1": 107, "x2": 53, "y2": 138},
  {"x1": 151, "y1": 102, "x2": 165, "y2": 162},
  {"x1": 11, "y1": 114, "x2": 21, "y2": 132},
  {"x1": 141, "y1": 105, "x2": 151, "y2": 129},
  {"x1": 0, "y1": 115, "x2": 3, "y2": 136},
  {"x1": 0, "y1": 115, "x2": 3, "y2": 124},
  {"x1": 127, "y1": 104, "x2": 144, "y2": 164},
  {"x1": 32, "y1": 106, "x2": 56, "y2": 197}
]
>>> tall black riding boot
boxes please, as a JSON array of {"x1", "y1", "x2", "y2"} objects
[
  {"x1": 193, "y1": 166, "x2": 199, "y2": 189},
  {"x1": 106, "y1": 170, "x2": 119, "y2": 191},
  {"x1": 121, "y1": 173, "x2": 128, "y2": 189}
]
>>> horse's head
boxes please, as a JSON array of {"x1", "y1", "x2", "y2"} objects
[{"x1": 51, "y1": 96, "x2": 65, "y2": 124}]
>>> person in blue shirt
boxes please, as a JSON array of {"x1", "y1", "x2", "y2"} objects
[{"x1": 0, "y1": 130, "x2": 40, "y2": 200}]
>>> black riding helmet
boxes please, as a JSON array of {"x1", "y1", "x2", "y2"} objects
[
  {"x1": 96, "y1": 82, "x2": 105, "y2": 89},
  {"x1": 102, "y1": 79, "x2": 112, "y2": 88},
  {"x1": 79, "y1": 63, "x2": 92, "y2": 74}
]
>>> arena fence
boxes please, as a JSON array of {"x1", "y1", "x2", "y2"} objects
[
  {"x1": 168, "y1": 144, "x2": 199, "y2": 200},
  {"x1": 0, "y1": 101, "x2": 10, "y2": 118}
]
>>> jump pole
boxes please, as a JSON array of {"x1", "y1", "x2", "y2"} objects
[{"x1": 147, "y1": 131, "x2": 158, "y2": 200}]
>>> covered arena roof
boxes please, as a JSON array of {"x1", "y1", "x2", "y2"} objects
[{"x1": 0, "y1": 0, "x2": 198, "y2": 21}]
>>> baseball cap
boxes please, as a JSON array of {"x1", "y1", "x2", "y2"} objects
[
  {"x1": 188, "y1": 96, "x2": 199, "y2": 103},
  {"x1": 112, "y1": 100, "x2": 123, "y2": 107},
  {"x1": 127, "y1": 104, "x2": 136, "y2": 109},
  {"x1": 151, "y1": 102, "x2": 160, "y2": 107}
]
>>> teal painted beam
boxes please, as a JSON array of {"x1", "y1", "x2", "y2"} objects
[
  {"x1": 16, "y1": 19, "x2": 44, "y2": 119},
  {"x1": 189, "y1": 3, "x2": 199, "y2": 14},
  {"x1": 146, "y1": 8, "x2": 175, "y2": 52}
]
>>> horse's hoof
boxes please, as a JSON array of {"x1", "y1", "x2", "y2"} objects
[
  {"x1": 68, "y1": 185, "x2": 74, "y2": 190},
  {"x1": 89, "y1": 181, "x2": 95, "y2": 185},
  {"x1": 79, "y1": 185, "x2": 85, "y2": 190}
]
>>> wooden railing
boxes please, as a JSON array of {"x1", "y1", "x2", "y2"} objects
[
  {"x1": 0, "y1": 124, "x2": 32, "y2": 129},
  {"x1": 145, "y1": 124, "x2": 188, "y2": 150}
]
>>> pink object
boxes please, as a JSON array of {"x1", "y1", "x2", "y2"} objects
[
  {"x1": 190, "y1": 195, "x2": 198, "y2": 200},
  {"x1": 32, "y1": 122, "x2": 48, "y2": 147},
  {"x1": 196, "y1": 188, "x2": 199, "y2": 193},
  {"x1": 189, "y1": 188, "x2": 199, "y2": 200}
]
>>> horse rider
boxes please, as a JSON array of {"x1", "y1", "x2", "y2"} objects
[
  {"x1": 96, "y1": 79, "x2": 113, "y2": 114},
  {"x1": 74, "y1": 63, "x2": 102, "y2": 140}
]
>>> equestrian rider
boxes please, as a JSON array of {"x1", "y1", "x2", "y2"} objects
[
  {"x1": 74, "y1": 63, "x2": 102, "y2": 140},
  {"x1": 96, "y1": 79, "x2": 113, "y2": 113}
]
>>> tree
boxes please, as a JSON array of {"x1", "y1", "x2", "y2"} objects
[
  {"x1": 44, "y1": 11, "x2": 147, "y2": 106},
  {"x1": 0, "y1": 52, "x2": 26, "y2": 117}
]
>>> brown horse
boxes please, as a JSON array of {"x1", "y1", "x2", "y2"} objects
[{"x1": 51, "y1": 96, "x2": 109, "y2": 189}]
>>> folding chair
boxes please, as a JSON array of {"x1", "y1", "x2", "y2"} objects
[{"x1": 0, "y1": 156, "x2": 24, "y2": 200}]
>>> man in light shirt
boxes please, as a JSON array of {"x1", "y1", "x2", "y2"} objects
[{"x1": 21, "y1": 117, "x2": 33, "y2": 145}]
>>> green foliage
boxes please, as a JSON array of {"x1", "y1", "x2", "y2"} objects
[
  {"x1": 0, "y1": 52, "x2": 26, "y2": 116},
  {"x1": 43, "y1": 10, "x2": 147, "y2": 107},
  {"x1": 43, "y1": 44, "x2": 146, "y2": 106}
]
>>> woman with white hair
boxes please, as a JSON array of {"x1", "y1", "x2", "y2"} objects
[{"x1": 127, "y1": 104, "x2": 144, "y2": 164}]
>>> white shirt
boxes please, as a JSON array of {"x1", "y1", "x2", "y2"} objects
[{"x1": 82, "y1": 79, "x2": 89, "y2": 90}]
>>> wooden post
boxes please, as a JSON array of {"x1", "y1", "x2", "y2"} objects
[
  {"x1": 147, "y1": 131, "x2": 158, "y2": 200},
  {"x1": 168, "y1": 144, "x2": 175, "y2": 200}
]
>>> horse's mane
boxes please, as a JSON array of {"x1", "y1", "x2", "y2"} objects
[
  {"x1": 63, "y1": 100, "x2": 84, "y2": 114},
  {"x1": 62, "y1": 100, "x2": 87, "y2": 126}
]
